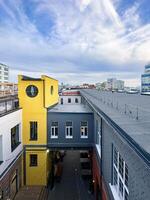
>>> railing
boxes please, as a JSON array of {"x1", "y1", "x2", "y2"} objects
[
  {"x1": 81, "y1": 90, "x2": 150, "y2": 121},
  {"x1": 0, "y1": 98, "x2": 19, "y2": 116}
]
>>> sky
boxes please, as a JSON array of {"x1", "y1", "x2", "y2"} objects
[{"x1": 0, "y1": 0, "x2": 150, "y2": 86}]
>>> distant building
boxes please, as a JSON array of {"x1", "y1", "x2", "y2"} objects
[
  {"x1": 106, "y1": 78, "x2": 124, "y2": 91},
  {"x1": 0, "y1": 63, "x2": 9, "y2": 83},
  {"x1": 141, "y1": 64, "x2": 150, "y2": 95},
  {"x1": 96, "y1": 82, "x2": 107, "y2": 91}
]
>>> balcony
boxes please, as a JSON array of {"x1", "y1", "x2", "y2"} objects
[{"x1": 0, "y1": 96, "x2": 19, "y2": 117}]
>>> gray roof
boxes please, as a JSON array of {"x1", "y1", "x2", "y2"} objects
[
  {"x1": 80, "y1": 89, "x2": 150, "y2": 157},
  {"x1": 48, "y1": 104, "x2": 93, "y2": 113}
]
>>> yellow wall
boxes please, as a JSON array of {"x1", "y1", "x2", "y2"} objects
[
  {"x1": 42, "y1": 75, "x2": 59, "y2": 108},
  {"x1": 26, "y1": 149, "x2": 47, "y2": 185},
  {"x1": 18, "y1": 75, "x2": 58, "y2": 185}
]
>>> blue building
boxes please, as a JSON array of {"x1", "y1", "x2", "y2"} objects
[{"x1": 141, "y1": 64, "x2": 150, "y2": 95}]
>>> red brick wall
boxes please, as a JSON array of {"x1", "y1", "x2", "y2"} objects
[{"x1": 92, "y1": 151, "x2": 108, "y2": 200}]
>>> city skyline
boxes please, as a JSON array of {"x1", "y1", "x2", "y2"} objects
[{"x1": 0, "y1": 0, "x2": 150, "y2": 86}]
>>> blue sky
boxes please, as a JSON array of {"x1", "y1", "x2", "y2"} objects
[{"x1": 0, "y1": 0, "x2": 150, "y2": 86}]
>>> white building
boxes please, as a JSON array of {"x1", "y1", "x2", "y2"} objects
[
  {"x1": 106, "y1": 78, "x2": 124, "y2": 91},
  {"x1": 141, "y1": 64, "x2": 150, "y2": 95},
  {"x1": 0, "y1": 97, "x2": 22, "y2": 199},
  {"x1": 0, "y1": 63, "x2": 9, "y2": 83}
]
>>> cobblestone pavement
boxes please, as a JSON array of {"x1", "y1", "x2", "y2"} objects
[{"x1": 48, "y1": 150, "x2": 94, "y2": 200}]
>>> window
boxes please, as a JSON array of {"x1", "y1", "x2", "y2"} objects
[
  {"x1": 96, "y1": 119, "x2": 102, "y2": 157},
  {"x1": 30, "y1": 122, "x2": 38, "y2": 140},
  {"x1": 4, "y1": 72, "x2": 8, "y2": 76},
  {"x1": 0, "y1": 135, "x2": 3, "y2": 164},
  {"x1": 30, "y1": 154, "x2": 38, "y2": 166},
  {"x1": 80, "y1": 121, "x2": 88, "y2": 138},
  {"x1": 112, "y1": 147, "x2": 129, "y2": 200},
  {"x1": 61, "y1": 98, "x2": 63, "y2": 104},
  {"x1": 11, "y1": 124, "x2": 20, "y2": 151},
  {"x1": 51, "y1": 122, "x2": 58, "y2": 138},
  {"x1": 68, "y1": 98, "x2": 71, "y2": 103},
  {"x1": 51, "y1": 86, "x2": 54, "y2": 95},
  {"x1": 65, "y1": 121, "x2": 73, "y2": 138},
  {"x1": 4, "y1": 67, "x2": 8, "y2": 71},
  {"x1": 75, "y1": 98, "x2": 78, "y2": 103}
]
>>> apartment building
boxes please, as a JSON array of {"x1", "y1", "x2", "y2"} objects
[
  {"x1": 0, "y1": 96, "x2": 22, "y2": 200},
  {"x1": 0, "y1": 64, "x2": 9, "y2": 84},
  {"x1": 141, "y1": 64, "x2": 150, "y2": 95}
]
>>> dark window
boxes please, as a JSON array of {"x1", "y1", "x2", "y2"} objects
[
  {"x1": 26, "y1": 85, "x2": 38, "y2": 97},
  {"x1": 11, "y1": 124, "x2": 20, "y2": 151},
  {"x1": 113, "y1": 167, "x2": 118, "y2": 185},
  {"x1": 30, "y1": 122, "x2": 38, "y2": 140},
  {"x1": 119, "y1": 178, "x2": 123, "y2": 197},
  {"x1": 66, "y1": 121, "x2": 73, "y2": 138},
  {"x1": 30, "y1": 154, "x2": 38, "y2": 166},
  {"x1": 80, "y1": 121, "x2": 88, "y2": 138},
  {"x1": 61, "y1": 98, "x2": 63, "y2": 104},
  {"x1": 51, "y1": 86, "x2": 54, "y2": 95},
  {"x1": 51, "y1": 122, "x2": 58, "y2": 138},
  {"x1": 119, "y1": 154, "x2": 124, "y2": 178},
  {"x1": 68, "y1": 98, "x2": 71, "y2": 103},
  {"x1": 4, "y1": 72, "x2": 8, "y2": 76},
  {"x1": 75, "y1": 98, "x2": 78, "y2": 103},
  {"x1": 125, "y1": 163, "x2": 128, "y2": 187},
  {"x1": 4, "y1": 67, "x2": 8, "y2": 71}
]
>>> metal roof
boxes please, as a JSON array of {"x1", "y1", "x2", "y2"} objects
[
  {"x1": 80, "y1": 89, "x2": 150, "y2": 158},
  {"x1": 48, "y1": 104, "x2": 93, "y2": 113}
]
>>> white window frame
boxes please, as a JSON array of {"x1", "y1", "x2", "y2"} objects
[
  {"x1": 80, "y1": 121, "x2": 88, "y2": 138},
  {"x1": 65, "y1": 121, "x2": 73, "y2": 139},
  {"x1": 111, "y1": 147, "x2": 129, "y2": 200},
  {"x1": 51, "y1": 122, "x2": 58, "y2": 139}
]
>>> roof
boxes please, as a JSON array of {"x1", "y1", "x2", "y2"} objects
[
  {"x1": 21, "y1": 75, "x2": 42, "y2": 81},
  {"x1": 48, "y1": 104, "x2": 93, "y2": 113},
  {"x1": 80, "y1": 89, "x2": 150, "y2": 163},
  {"x1": 21, "y1": 75, "x2": 58, "y2": 81}
]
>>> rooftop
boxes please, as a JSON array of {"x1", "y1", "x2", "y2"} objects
[
  {"x1": 48, "y1": 104, "x2": 93, "y2": 113},
  {"x1": 80, "y1": 89, "x2": 150, "y2": 162}
]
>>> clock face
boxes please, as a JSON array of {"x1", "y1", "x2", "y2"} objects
[{"x1": 26, "y1": 85, "x2": 38, "y2": 97}]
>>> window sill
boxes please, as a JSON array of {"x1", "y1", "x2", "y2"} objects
[
  {"x1": 66, "y1": 136, "x2": 73, "y2": 139},
  {"x1": 81, "y1": 136, "x2": 88, "y2": 139},
  {"x1": 29, "y1": 139, "x2": 38, "y2": 141},
  {"x1": 51, "y1": 136, "x2": 58, "y2": 139},
  {"x1": 109, "y1": 184, "x2": 122, "y2": 200},
  {"x1": 30, "y1": 165, "x2": 38, "y2": 167}
]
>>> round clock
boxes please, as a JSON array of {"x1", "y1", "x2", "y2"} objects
[{"x1": 26, "y1": 85, "x2": 38, "y2": 97}]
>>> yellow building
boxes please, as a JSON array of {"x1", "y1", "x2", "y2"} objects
[{"x1": 18, "y1": 75, "x2": 58, "y2": 185}]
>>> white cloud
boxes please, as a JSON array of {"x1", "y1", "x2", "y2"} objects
[{"x1": 0, "y1": 0, "x2": 149, "y2": 86}]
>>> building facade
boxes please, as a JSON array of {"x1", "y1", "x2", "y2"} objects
[
  {"x1": 0, "y1": 64, "x2": 9, "y2": 84},
  {"x1": 141, "y1": 64, "x2": 150, "y2": 95},
  {"x1": 106, "y1": 78, "x2": 124, "y2": 91},
  {"x1": 18, "y1": 75, "x2": 59, "y2": 186},
  {"x1": 81, "y1": 89, "x2": 150, "y2": 200},
  {"x1": 0, "y1": 97, "x2": 22, "y2": 200},
  {"x1": 5, "y1": 75, "x2": 148, "y2": 200}
]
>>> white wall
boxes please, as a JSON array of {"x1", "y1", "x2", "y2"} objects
[
  {"x1": 0, "y1": 109, "x2": 22, "y2": 179},
  {"x1": 59, "y1": 95, "x2": 81, "y2": 104}
]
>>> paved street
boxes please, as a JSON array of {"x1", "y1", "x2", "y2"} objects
[{"x1": 48, "y1": 150, "x2": 94, "y2": 200}]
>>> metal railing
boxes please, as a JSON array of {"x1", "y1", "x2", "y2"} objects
[{"x1": 81, "y1": 90, "x2": 150, "y2": 121}]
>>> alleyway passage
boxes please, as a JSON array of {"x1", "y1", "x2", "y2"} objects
[{"x1": 48, "y1": 150, "x2": 94, "y2": 200}]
